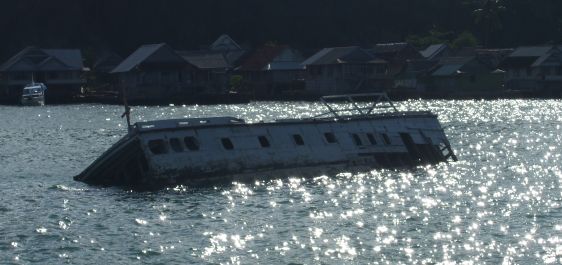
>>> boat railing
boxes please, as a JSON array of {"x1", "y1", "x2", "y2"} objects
[
  {"x1": 134, "y1": 117, "x2": 246, "y2": 132},
  {"x1": 313, "y1": 93, "x2": 399, "y2": 119}
]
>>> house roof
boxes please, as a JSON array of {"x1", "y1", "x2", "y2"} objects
[
  {"x1": 431, "y1": 57, "x2": 474, "y2": 76},
  {"x1": 238, "y1": 46, "x2": 287, "y2": 71},
  {"x1": 302, "y1": 46, "x2": 383, "y2": 66},
  {"x1": 237, "y1": 45, "x2": 304, "y2": 71},
  {"x1": 0, "y1": 47, "x2": 84, "y2": 72},
  {"x1": 93, "y1": 52, "x2": 123, "y2": 73},
  {"x1": 431, "y1": 55, "x2": 500, "y2": 77},
  {"x1": 372, "y1": 42, "x2": 410, "y2": 54},
  {"x1": 111, "y1": 43, "x2": 189, "y2": 73},
  {"x1": 178, "y1": 51, "x2": 230, "y2": 69},
  {"x1": 500, "y1": 46, "x2": 557, "y2": 68},
  {"x1": 111, "y1": 44, "x2": 166, "y2": 73},
  {"x1": 420, "y1": 44, "x2": 449, "y2": 60},
  {"x1": 210, "y1": 34, "x2": 241, "y2": 52},
  {"x1": 509, "y1": 46, "x2": 553, "y2": 57},
  {"x1": 531, "y1": 50, "x2": 562, "y2": 67}
]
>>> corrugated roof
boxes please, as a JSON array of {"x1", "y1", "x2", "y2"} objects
[
  {"x1": 531, "y1": 51, "x2": 562, "y2": 67},
  {"x1": 238, "y1": 46, "x2": 304, "y2": 71},
  {"x1": 0, "y1": 47, "x2": 84, "y2": 72},
  {"x1": 302, "y1": 46, "x2": 381, "y2": 66},
  {"x1": 432, "y1": 64, "x2": 464, "y2": 76},
  {"x1": 372, "y1": 42, "x2": 410, "y2": 54},
  {"x1": 431, "y1": 57, "x2": 474, "y2": 76},
  {"x1": 237, "y1": 46, "x2": 287, "y2": 71},
  {"x1": 179, "y1": 51, "x2": 229, "y2": 69},
  {"x1": 111, "y1": 43, "x2": 168, "y2": 73},
  {"x1": 93, "y1": 52, "x2": 123, "y2": 73},
  {"x1": 210, "y1": 34, "x2": 241, "y2": 51},
  {"x1": 267, "y1": 62, "x2": 304, "y2": 71},
  {"x1": 509, "y1": 46, "x2": 553, "y2": 57},
  {"x1": 421, "y1": 44, "x2": 448, "y2": 59},
  {"x1": 43, "y1": 49, "x2": 83, "y2": 69}
]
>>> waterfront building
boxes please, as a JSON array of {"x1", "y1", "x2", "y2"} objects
[
  {"x1": 236, "y1": 45, "x2": 305, "y2": 98},
  {"x1": 500, "y1": 46, "x2": 562, "y2": 94},
  {"x1": 0, "y1": 47, "x2": 86, "y2": 104},
  {"x1": 302, "y1": 46, "x2": 388, "y2": 95},
  {"x1": 111, "y1": 43, "x2": 198, "y2": 103}
]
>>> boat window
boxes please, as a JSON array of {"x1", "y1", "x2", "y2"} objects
[
  {"x1": 184, "y1": 136, "x2": 200, "y2": 151},
  {"x1": 221, "y1": 138, "x2": 234, "y2": 150},
  {"x1": 170, "y1": 138, "x2": 183, "y2": 152},
  {"x1": 351, "y1": 133, "x2": 362, "y2": 146},
  {"x1": 367, "y1": 133, "x2": 377, "y2": 145},
  {"x1": 148, "y1": 139, "x2": 168, "y2": 155},
  {"x1": 293, "y1": 134, "x2": 305, "y2": 146},
  {"x1": 258, "y1": 136, "x2": 270, "y2": 148},
  {"x1": 324, "y1": 132, "x2": 338, "y2": 144},
  {"x1": 382, "y1": 133, "x2": 391, "y2": 145}
]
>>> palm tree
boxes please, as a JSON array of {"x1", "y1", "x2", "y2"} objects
[{"x1": 473, "y1": 0, "x2": 506, "y2": 47}]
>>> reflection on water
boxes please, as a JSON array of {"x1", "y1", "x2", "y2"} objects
[{"x1": 1, "y1": 100, "x2": 562, "y2": 264}]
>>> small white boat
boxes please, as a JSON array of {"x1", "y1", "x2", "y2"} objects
[
  {"x1": 21, "y1": 83, "x2": 47, "y2": 106},
  {"x1": 75, "y1": 93, "x2": 457, "y2": 189}
]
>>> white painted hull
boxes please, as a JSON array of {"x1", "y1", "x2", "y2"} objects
[
  {"x1": 75, "y1": 113, "x2": 456, "y2": 188},
  {"x1": 21, "y1": 96, "x2": 45, "y2": 106}
]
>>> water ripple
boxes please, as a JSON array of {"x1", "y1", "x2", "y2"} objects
[{"x1": 1, "y1": 100, "x2": 562, "y2": 263}]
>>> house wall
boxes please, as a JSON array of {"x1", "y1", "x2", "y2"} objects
[
  {"x1": 505, "y1": 65, "x2": 562, "y2": 91},
  {"x1": 426, "y1": 73, "x2": 504, "y2": 95},
  {"x1": 305, "y1": 63, "x2": 388, "y2": 95},
  {"x1": 0, "y1": 70, "x2": 85, "y2": 103},
  {"x1": 116, "y1": 65, "x2": 197, "y2": 102}
]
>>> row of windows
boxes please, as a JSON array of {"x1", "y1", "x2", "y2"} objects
[
  {"x1": 147, "y1": 132, "x2": 393, "y2": 155},
  {"x1": 350, "y1": 132, "x2": 391, "y2": 146}
]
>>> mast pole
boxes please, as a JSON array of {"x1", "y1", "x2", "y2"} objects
[{"x1": 121, "y1": 86, "x2": 132, "y2": 132}]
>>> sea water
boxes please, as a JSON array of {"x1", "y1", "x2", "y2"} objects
[{"x1": 0, "y1": 100, "x2": 561, "y2": 264}]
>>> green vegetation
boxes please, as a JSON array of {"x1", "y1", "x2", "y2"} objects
[{"x1": 0, "y1": 0, "x2": 561, "y2": 60}]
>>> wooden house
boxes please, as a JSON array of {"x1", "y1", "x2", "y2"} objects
[
  {"x1": 302, "y1": 46, "x2": 388, "y2": 96},
  {"x1": 0, "y1": 47, "x2": 86, "y2": 103},
  {"x1": 111, "y1": 43, "x2": 198, "y2": 103},
  {"x1": 393, "y1": 59, "x2": 437, "y2": 93},
  {"x1": 500, "y1": 46, "x2": 562, "y2": 95},
  {"x1": 236, "y1": 45, "x2": 305, "y2": 98},
  {"x1": 371, "y1": 43, "x2": 423, "y2": 81},
  {"x1": 424, "y1": 56, "x2": 504, "y2": 97},
  {"x1": 178, "y1": 51, "x2": 232, "y2": 94},
  {"x1": 89, "y1": 51, "x2": 123, "y2": 93}
]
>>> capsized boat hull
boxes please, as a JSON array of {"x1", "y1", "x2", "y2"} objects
[{"x1": 75, "y1": 113, "x2": 457, "y2": 189}]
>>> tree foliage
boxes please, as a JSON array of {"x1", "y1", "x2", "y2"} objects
[{"x1": 0, "y1": 0, "x2": 561, "y2": 62}]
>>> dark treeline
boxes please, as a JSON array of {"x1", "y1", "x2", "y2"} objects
[{"x1": 1, "y1": 0, "x2": 561, "y2": 62}]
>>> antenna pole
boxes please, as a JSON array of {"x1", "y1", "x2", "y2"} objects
[{"x1": 120, "y1": 86, "x2": 132, "y2": 132}]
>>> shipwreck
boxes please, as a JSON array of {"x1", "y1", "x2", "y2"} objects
[{"x1": 74, "y1": 93, "x2": 457, "y2": 188}]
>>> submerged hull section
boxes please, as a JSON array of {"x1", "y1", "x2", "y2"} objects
[{"x1": 75, "y1": 113, "x2": 456, "y2": 188}]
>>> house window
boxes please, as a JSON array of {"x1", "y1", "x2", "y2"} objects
[
  {"x1": 382, "y1": 133, "x2": 391, "y2": 145},
  {"x1": 367, "y1": 133, "x2": 377, "y2": 145},
  {"x1": 293, "y1": 134, "x2": 305, "y2": 146},
  {"x1": 169, "y1": 138, "x2": 183, "y2": 152},
  {"x1": 221, "y1": 138, "x2": 234, "y2": 150},
  {"x1": 351, "y1": 133, "x2": 362, "y2": 146},
  {"x1": 258, "y1": 136, "x2": 270, "y2": 148},
  {"x1": 324, "y1": 132, "x2": 338, "y2": 144},
  {"x1": 148, "y1": 139, "x2": 168, "y2": 155},
  {"x1": 184, "y1": 136, "x2": 200, "y2": 151}
]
